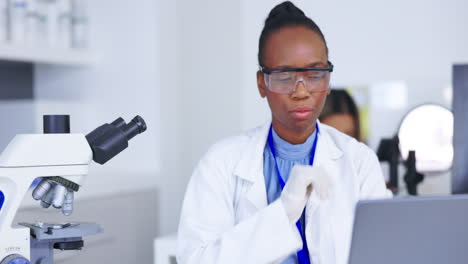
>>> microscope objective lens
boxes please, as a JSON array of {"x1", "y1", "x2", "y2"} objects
[
  {"x1": 52, "y1": 185, "x2": 67, "y2": 209},
  {"x1": 32, "y1": 179, "x2": 52, "y2": 200},
  {"x1": 40, "y1": 188, "x2": 55, "y2": 209},
  {"x1": 62, "y1": 191, "x2": 74, "y2": 216}
]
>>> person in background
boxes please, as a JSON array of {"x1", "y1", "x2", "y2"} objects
[
  {"x1": 177, "y1": 2, "x2": 390, "y2": 264},
  {"x1": 320, "y1": 89, "x2": 361, "y2": 141}
]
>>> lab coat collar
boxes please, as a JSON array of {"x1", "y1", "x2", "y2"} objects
[{"x1": 234, "y1": 120, "x2": 343, "y2": 209}]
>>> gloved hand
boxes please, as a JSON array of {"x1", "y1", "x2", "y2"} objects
[
  {"x1": 280, "y1": 165, "x2": 334, "y2": 224},
  {"x1": 32, "y1": 178, "x2": 74, "y2": 216}
]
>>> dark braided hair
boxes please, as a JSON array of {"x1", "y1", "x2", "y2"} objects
[{"x1": 258, "y1": 1, "x2": 329, "y2": 67}]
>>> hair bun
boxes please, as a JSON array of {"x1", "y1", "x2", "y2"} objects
[
  {"x1": 258, "y1": 1, "x2": 329, "y2": 66},
  {"x1": 266, "y1": 1, "x2": 305, "y2": 23}
]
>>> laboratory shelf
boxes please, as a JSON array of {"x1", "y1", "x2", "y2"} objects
[{"x1": 0, "y1": 43, "x2": 95, "y2": 66}]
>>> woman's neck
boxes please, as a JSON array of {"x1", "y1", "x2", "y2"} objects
[{"x1": 272, "y1": 119, "x2": 317, "y2": 145}]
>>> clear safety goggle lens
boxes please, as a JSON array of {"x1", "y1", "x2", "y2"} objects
[{"x1": 264, "y1": 70, "x2": 331, "y2": 95}]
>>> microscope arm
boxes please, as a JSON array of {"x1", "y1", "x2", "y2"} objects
[{"x1": 0, "y1": 131, "x2": 92, "y2": 234}]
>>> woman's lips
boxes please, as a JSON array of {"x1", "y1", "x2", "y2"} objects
[{"x1": 290, "y1": 107, "x2": 313, "y2": 120}]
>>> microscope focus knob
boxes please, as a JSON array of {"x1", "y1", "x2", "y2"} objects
[{"x1": 0, "y1": 254, "x2": 30, "y2": 264}]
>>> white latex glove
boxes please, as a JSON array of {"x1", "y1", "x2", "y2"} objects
[{"x1": 280, "y1": 165, "x2": 334, "y2": 224}]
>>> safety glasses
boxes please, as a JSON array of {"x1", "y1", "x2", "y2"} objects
[{"x1": 260, "y1": 61, "x2": 334, "y2": 95}]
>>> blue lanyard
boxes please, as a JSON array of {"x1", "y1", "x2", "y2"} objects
[{"x1": 268, "y1": 123, "x2": 319, "y2": 264}]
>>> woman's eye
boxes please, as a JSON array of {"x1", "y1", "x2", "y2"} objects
[
  {"x1": 307, "y1": 72, "x2": 324, "y2": 80},
  {"x1": 274, "y1": 73, "x2": 293, "y2": 81}
]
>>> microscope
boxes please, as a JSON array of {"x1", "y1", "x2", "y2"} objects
[{"x1": 0, "y1": 114, "x2": 147, "y2": 264}]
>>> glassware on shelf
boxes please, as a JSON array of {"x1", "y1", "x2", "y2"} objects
[
  {"x1": 9, "y1": 0, "x2": 27, "y2": 44},
  {"x1": 3, "y1": 0, "x2": 88, "y2": 50},
  {"x1": 71, "y1": 0, "x2": 87, "y2": 49}
]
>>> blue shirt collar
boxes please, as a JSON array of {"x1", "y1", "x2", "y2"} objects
[{"x1": 271, "y1": 128, "x2": 316, "y2": 161}]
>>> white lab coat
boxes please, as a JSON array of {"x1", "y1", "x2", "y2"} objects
[{"x1": 177, "y1": 122, "x2": 390, "y2": 264}]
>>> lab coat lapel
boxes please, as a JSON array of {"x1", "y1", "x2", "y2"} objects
[
  {"x1": 306, "y1": 124, "x2": 343, "y2": 263},
  {"x1": 233, "y1": 122, "x2": 343, "y2": 212},
  {"x1": 306, "y1": 123, "x2": 343, "y2": 218},
  {"x1": 233, "y1": 122, "x2": 345, "y2": 262},
  {"x1": 233, "y1": 122, "x2": 271, "y2": 210}
]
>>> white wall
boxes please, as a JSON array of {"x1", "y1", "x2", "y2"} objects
[{"x1": 157, "y1": 0, "x2": 243, "y2": 234}]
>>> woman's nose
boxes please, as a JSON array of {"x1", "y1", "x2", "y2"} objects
[{"x1": 291, "y1": 78, "x2": 310, "y2": 99}]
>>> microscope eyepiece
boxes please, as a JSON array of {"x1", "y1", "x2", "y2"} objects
[
  {"x1": 110, "y1": 117, "x2": 126, "y2": 129},
  {"x1": 122, "y1": 115, "x2": 147, "y2": 141},
  {"x1": 86, "y1": 116, "x2": 147, "y2": 165},
  {"x1": 43, "y1": 115, "x2": 70, "y2": 134}
]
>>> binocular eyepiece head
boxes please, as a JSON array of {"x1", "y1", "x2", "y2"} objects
[
  {"x1": 86, "y1": 116, "x2": 147, "y2": 165},
  {"x1": 42, "y1": 115, "x2": 147, "y2": 165}
]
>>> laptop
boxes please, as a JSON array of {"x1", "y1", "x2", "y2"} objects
[{"x1": 348, "y1": 195, "x2": 468, "y2": 264}]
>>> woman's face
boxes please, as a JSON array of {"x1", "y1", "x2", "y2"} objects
[
  {"x1": 257, "y1": 26, "x2": 329, "y2": 135},
  {"x1": 321, "y1": 113, "x2": 357, "y2": 139}
]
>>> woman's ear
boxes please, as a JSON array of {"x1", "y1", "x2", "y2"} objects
[{"x1": 257, "y1": 71, "x2": 267, "y2": 98}]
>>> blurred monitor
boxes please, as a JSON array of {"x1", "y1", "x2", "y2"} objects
[
  {"x1": 452, "y1": 64, "x2": 468, "y2": 194},
  {"x1": 348, "y1": 195, "x2": 468, "y2": 264}
]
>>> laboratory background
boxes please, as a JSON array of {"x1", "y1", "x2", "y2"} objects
[{"x1": 0, "y1": 0, "x2": 468, "y2": 263}]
